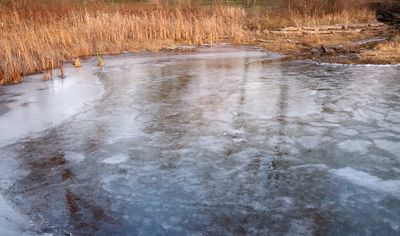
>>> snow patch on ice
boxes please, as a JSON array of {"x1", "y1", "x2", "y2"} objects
[
  {"x1": 334, "y1": 128, "x2": 359, "y2": 136},
  {"x1": 64, "y1": 152, "x2": 86, "y2": 163},
  {"x1": 374, "y1": 139, "x2": 400, "y2": 156},
  {"x1": 291, "y1": 164, "x2": 329, "y2": 170},
  {"x1": 102, "y1": 154, "x2": 129, "y2": 164},
  {"x1": 337, "y1": 140, "x2": 372, "y2": 154},
  {"x1": 332, "y1": 167, "x2": 400, "y2": 196}
]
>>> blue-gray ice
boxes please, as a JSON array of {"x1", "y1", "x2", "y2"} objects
[{"x1": 0, "y1": 47, "x2": 400, "y2": 235}]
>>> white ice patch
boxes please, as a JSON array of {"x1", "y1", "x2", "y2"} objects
[
  {"x1": 377, "y1": 121, "x2": 400, "y2": 133},
  {"x1": 353, "y1": 109, "x2": 371, "y2": 122},
  {"x1": 64, "y1": 152, "x2": 86, "y2": 163},
  {"x1": 298, "y1": 136, "x2": 323, "y2": 149},
  {"x1": 291, "y1": 164, "x2": 329, "y2": 170},
  {"x1": 0, "y1": 66, "x2": 104, "y2": 148},
  {"x1": 374, "y1": 139, "x2": 400, "y2": 156},
  {"x1": 332, "y1": 167, "x2": 400, "y2": 196},
  {"x1": 102, "y1": 154, "x2": 129, "y2": 164},
  {"x1": 286, "y1": 90, "x2": 321, "y2": 118},
  {"x1": 0, "y1": 195, "x2": 35, "y2": 236},
  {"x1": 367, "y1": 132, "x2": 397, "y2": 139},
  {"x1": 337, "y1": 140, "x2": 372, "y2": 154},
  {"x1": 385, "y1": 111, "x2": 400, "y2": 124},
  {"x1": 334, "y1": 127, "x2": 359, "y2": 136}
]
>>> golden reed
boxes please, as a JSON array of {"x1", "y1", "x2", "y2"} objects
[
  {"x1": 0, "y1": 0, "x2": 377, "y2": 84},
  {"x1": 0, "y1": 1, "x2": 247, "y2": 84}
]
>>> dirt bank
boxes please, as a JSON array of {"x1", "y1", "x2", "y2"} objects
[{"x1": 252, "y1": 23, "x2": 400, "y2": 65}]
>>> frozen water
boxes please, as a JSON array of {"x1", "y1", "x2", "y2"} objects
[
  {"x1": 332, "y1": 167, "x2": 400, "y2": 196},
  {"x1": 0, "y1": 195, "x2": 35, "y2": 236},
  {"x1": 0, "y1": 47, "x2": 400, "y2": 235},
  {"x1": 64, "y1": 152, "x2": 86, "y2": 163},
  {"x1": 337, "y1": 140, "x2": 372, "y2": 154},
  {"x1": 102, "y1": 154, "x2": 129, "y2": 164},
  {"x1": 0, "y1": 66, "x2": 103, "y2": 149},
  {"x1": 374, "y1": 139, "x2": 400, "y2": 156}
]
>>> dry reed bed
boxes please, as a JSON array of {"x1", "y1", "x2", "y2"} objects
[
  {"x1": 0, "y1": 6, "x2": 248, "y2": 84},
  {"x1": 361, "y1": 35, "x2": 400, "y2": 63},
  {"x1": 249, "y1": 7, "x2": 376, "y2": 30},
  {"x1": 0, "y1": 0, "x2": 394, "y2": 84}
]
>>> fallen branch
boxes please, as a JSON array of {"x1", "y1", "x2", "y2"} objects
[
  {"x1": 268, "y1": 29, "x2": 363, "y2": 35},
  {"x1": 280, "y1": 23, "x2": 385, "y2": 32}
]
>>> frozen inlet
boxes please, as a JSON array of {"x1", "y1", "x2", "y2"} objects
[{"x1": 0, "y1": 47, "x2": 400, "y2": 235}]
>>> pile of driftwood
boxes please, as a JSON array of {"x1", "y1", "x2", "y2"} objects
[{"x1": 266, "y1": 23, "x2": 386, "y2": 35}]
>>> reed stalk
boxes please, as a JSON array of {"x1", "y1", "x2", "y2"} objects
[{"x1": 0, "y1": 2, "x2": 247, "y2": 84}]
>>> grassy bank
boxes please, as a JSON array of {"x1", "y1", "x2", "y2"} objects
[
  {"x1": 0, "y1": 0, "x2": 398, "y2": 84},
  {"x1": 249, "y1": 0, "x2": 400, "y2": 65},
  {"x1": 360, "y1": 35, "x2": 400, "y2": 64}
]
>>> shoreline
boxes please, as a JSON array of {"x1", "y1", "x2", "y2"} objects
[
  {"x1": 5, "y1": 40, "x2": 400, "y2": 86},
  {"x1": 250, "y1": 24, "x2": 400, "y2": 66},
  {"x1": 1, "y1": 2, "x2": 399, "y2": 85},
  {"x1": 17, "y1": 37, "x2": 400, "y2": 84},
  {"x1": 1, "y1": 16, "x2": 399, "y2": 84}
]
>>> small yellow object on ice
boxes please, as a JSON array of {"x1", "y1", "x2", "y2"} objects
[
  {"x1": 97, "y1": 54, "x2": 104, "y2": 68},
  {"x1": 73, "y1": 58, "x2": 81, "y2": 67}
]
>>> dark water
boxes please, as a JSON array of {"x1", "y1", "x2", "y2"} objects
[{"x1": 0, "y1": 47, "x2": 400, "y2": 235}]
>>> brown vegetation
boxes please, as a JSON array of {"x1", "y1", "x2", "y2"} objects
[
  {"x1": 360, "y1": 34, "x2": 400, "y2": 64},
  {"x1": 249, "y1": 0, "x2": 400, "y2": 64},
  {"x1": 248, "y1": 0, "x2": 376, "y2": 30},
  {"x1": 0, "y1": 0, "x2": 398, "y2": 84},
  {"x1": 0, "y1": 1, "x2": 247, "y2": 84}
]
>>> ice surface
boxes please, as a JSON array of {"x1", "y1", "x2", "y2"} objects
[
  {"x1": 386, "y1": 111, "x2": 400, "y2": 123},
  {"x1": 337, "y1": 140, "x2": 372, "y2": 154},
  {"x1": 102, "y1": 154, "x2": 129, "y2": 164},
  {"x1": 64, "y1": 151, "x2": 86, "y2": 163},
  {"x1": 374, "y1": 139, "x2": 400, "y2": 156},
  {"x1": 0, "y1": 195, "x2": 34, "y2": 236},
  {"x1": 0, "y1": 47, "x2": 400, "y2": 235},
  {"x1": 0, "y1": 64, "x2": 104, "y2": 148},
  {"x1": 332, "y1": 167, "x2": 400, "y2": 196}
]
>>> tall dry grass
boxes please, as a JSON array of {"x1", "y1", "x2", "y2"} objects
[
  {"x1": 249, "y1": 0, "x2": 376, "y2": 30},
  {"x1": 361, "y1": 34, "x2": 400, "y2": 63},
  {"x1": 0, "y1": 2, "x2": 247, "y2": 84},
  {"x1": 254, "y1": 8, "x2": 376, "y2": 30},
  {"x1": 0, "y1": 0, "x2": 382, "y2": 84}
]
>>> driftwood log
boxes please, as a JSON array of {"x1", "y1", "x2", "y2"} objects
[{"x1": 265, "y1": 23, "x2": 386, "y2": 35}]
